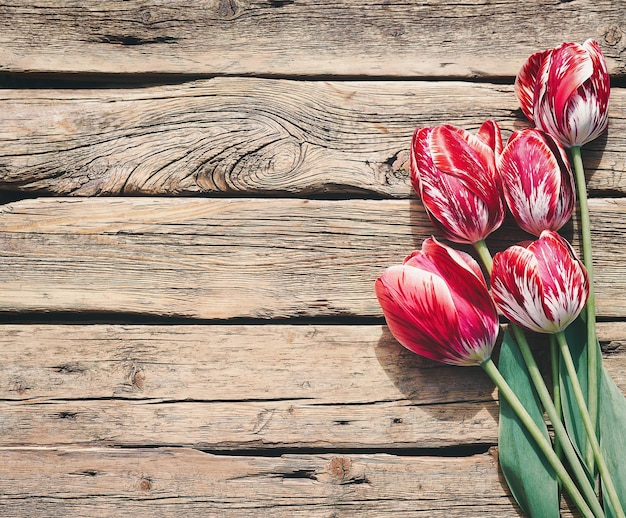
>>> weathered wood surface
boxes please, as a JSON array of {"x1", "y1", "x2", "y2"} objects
[
  {"x1": 0, "y1": 447, "x2": 533, "y2": 517},
  {"x1": 0, "y1": 323, "x2": 624, "y2": 450},
  {"x1": 0, "y1": 324, "x2": 620, "y2": 516},
  {"x1": 2, "y1": 2, "x2": 625, "y2": 515},
  {"x1": 0, "y1": 324, "x2": 497, "y2": 449},
  {"x1": 0, "y1": 1, "x2": 624, "y2": 78},
  {"x1": 0, "y1": 197, "x2": 623, "y2": 319},
  {"x1": 1, "y1": 80, "x2": 624, "y2": 196}
]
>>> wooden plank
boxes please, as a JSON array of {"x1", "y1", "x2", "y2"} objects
[
  {"x1": 0, "y1": 79, "x2": 623, "y2": 196},
  {"x1": 0, "y1": 1, "x2": 623, "y2": 78},
  {"x1": 0, "y1": 323, "x2": 624, "y2": 449},
  {"x1": 0, "y1": 447, "x2": 542, "y2": 517},
  {"x1": 0, "y1": 197, "x2": 623, "y2": 319},
  {"x1": 0, "y1": 398, "x2": 497, "y2": 449},
  {"x1": 0, "y1": 325, "x2": 496, "y2": 404},
  {"x1": 0, "y1": 325, "x2": 499, "y2": 449}
]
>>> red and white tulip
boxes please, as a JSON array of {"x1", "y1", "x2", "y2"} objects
[
  {"x1": 375, "y1": 237, "x2": 499, "y2": 366},
  {"x1": 491, "y1": 231, "x2": 589, "y2": 334},
  {"x1": 515, "y1": 39, "x2": 610, "y2": 147},
  {"x1": 411, "y1": 121, "x2": 505, "y2": 244},
  {"x1": 499, "y1": 128, "x2": 575, "y2": 236}
]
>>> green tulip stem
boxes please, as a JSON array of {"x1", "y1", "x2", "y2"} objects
[
  {"x1": 510, "y1": 325, "x2": 605, "y2": 517},
  {"x1": 571, "y1": 144, "x2": 599, "y2": 471},
  {"x1": 549, "y1": 334, "x2": 563, "y2": 462},
  {"x1": 481, "y1": 357, "x2": 601, "y2": 518},
  {"x1": 473, "y1": 239, "x2": 493, "y2": 275},
  {"x1": 556, "y1": 330, "x2": 624, "y2": 518}
]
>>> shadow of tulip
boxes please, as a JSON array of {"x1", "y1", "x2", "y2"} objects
[
  {"x1": 376, "y1": 324, "x2": 554, "y2": 514},
  {"x1": 407, "y1": 197, "x2": 435, "y2": 249},
  {"x1": 375, "y1": 325, "x2": 499, "y2": 445},
  {"x1": 581, "y1": 130, "x2": 609, "y2": 192},
  {"x1": 407, "y1": 198, "x2": 533, "y2": 271}
]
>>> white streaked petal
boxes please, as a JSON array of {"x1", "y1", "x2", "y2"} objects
[{"x1": 491, "y1": 247, "x2": 559, "y2": 333}]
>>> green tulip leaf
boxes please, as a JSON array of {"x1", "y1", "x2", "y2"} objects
[
  {"x1": 599, "y1": 366, "x2": 626, "y2": 517},
  {"x1": 561, "y1": 313, "x2": 626, "y2": 516},
  {"x1": 498, "y1": 328, "x2": 559, "y2": 517},
  {"x1": 560, "y1": 313, "x2": 598, "y2": 474}
]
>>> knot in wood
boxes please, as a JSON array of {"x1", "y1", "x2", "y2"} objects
[
  {"x1": 328, "y1": 456, "x2": 351, "y2": 481},
  {"x1": 218, "y1": 0, "x2": 239, "y2": 19},
  {"x1": 604, "y1": 25, "x2": 623, "y2": 47},
  {"x1": 322, "y1": 456, "x2": 369, "y2": 485}
]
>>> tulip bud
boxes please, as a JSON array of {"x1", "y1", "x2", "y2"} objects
[
  {"x1": 411, "y1": 121, "x2": 505, "y2": 244},
  {"x1": 491, "y1": 231, "x2": 589, "y2": 334},
  {"x1": 498, "y1": 128, "x2": 575, "y2": 236},
  {"x1": 515, "y1": 39, "x2": 610, "y2": 147},
  {"x1": 375, "y1": 237, "x2": 499, "y2": 366}
]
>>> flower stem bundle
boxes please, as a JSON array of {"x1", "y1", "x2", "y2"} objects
[{"x1": 374, "y1": 39, "x2": 625, "y2": 517}]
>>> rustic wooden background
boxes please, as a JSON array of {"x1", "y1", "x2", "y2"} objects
[{"x1": 0, "y1": 1, "x2": 625, "y2": 516}]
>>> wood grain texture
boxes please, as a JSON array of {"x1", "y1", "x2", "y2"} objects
[
  {"x1": 0, "y1": 1, "x2": 624, "y2": 78},
  {"x1": 1, "y1": 79, "x2": 624, "y2": 196},
  {"x1": 0, "y1": 447, "x2": 537, "y2": 517},
  {"x1": 0, "y1": 323, "x2": 624, "y2": 449},
  {"x1": 0, "y1": 197, "x2": 624, "y2": 319},
  {"x1": 2, "y1": 2, "x2": 624, "y2": 515}
]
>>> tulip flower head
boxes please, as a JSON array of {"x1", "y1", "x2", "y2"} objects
[
  {"x1": 491, "y1": 230, "x2": 589, "y2": 334},
  {"x1": 375, "y1": 237, "x2": 499, "y2": 366},
  {"x1": 515, "y1": 39, "x2": 610, "y2": 147},
  {"x1": 411, "y1": 121, "x2": 505, "y2": 244},
  {"x1": 498, "y1": 128, "x2": 575, "y2": 236}
]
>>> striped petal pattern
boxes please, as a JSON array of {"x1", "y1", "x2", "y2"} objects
[
  {"x1": 375, "y1": 237, "x2": 498, "y2": 366},
  {"x1": 515, "y1": 39, "x2": 610, "y2": 147},
  {"x1": 491, "y1": 231, "x2": 589, "y2": 333},
  {"x1": 498, "y1": 128, "x2": 575, "y2": 236},
  {"x1": 411, "y1": 121, "x2": 505, "y2": 244}
]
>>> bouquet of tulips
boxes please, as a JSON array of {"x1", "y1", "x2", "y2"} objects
[{"x1": 376, "y1": 40, "x2": 625, "y2": 517}]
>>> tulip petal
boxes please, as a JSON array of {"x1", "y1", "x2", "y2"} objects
[
  {"x1": 476, "y1": 120, "x2": 504, "y2": 157},
  {"x1": 526, "y1": 40, "x2": 610, "y2": 147},
  {"x1": 406, "y1": 238, "x2": 492, "y2": 322},
  {"x1": 556, "y1": 42, "x2": 609, "y2": 146},
  {"x1": 564, "y1": 88, "x2": 609, "y2": 146},
  {"x1": 584, "y1": 39, "x2": 611, "y2": 106},
  {"x1": 430, "y1": 125, "x2": 497, "y2": 198},
  {"x1": 491, "y1": 231, "x2": 589, "y2": 334},
  {"x1": 419, "y1": 173, "x2": 490, "y2": 244},
  {"x1": 412, "y1": 128, "x2": 494, "y2": 243},
  {"x1": 402, "y1": 238, "x2": 498, "y2": 363},
  {"x1": 413, "y1": 237, "x2": 486, "y2": 288},
  {"x1": 548, "y1": 42, "x2": 594, "y2": 124},
  {"x1": 410, "y1": 123, "x2": 504, "y2": 243},
  {"x1": 410, "y1": 127, "x2": 432, "y2": 194},
  {"x1": 427, "y1": 126, "x2": 503, "y2": 239},
  {"x1": 419, "y1": 240, "x2": 499, "y2": 350},
  {"x1": 499, "y1": 129, "x2": 574, "y2": 235},
  {"x1": 515, "y1": 50, "x2": 549, "y2": 123},
  {"x1": 491, "y1": 245, "x2": 557, "y2": 333},
  {"x1": 540, "y1": 132, "x2": 576, "y2": 226},
  {"x1": 375, "y1": 265, "x2": 464, "y2": 364},
  {"x1": 530, "y1": 232, "x2": 588, "y2": 331},
  {"x1": 376, "y1": 237, "x2": 498, "y2": 366}
]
